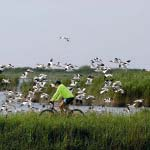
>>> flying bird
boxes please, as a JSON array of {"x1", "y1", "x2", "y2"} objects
[{"x1": 59, "y1": 36, "x2": 70, "y2": 42}]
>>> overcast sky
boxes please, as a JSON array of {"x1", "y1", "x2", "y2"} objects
[{"x1": 0, "y1": 0, "x2": 150, "y2": 69}]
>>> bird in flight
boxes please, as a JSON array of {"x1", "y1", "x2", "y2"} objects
[{"x1": 59, "y1": 36, "x2": 70, "y2": 42}]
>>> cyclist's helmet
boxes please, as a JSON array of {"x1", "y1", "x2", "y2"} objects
[{"x1": 54, "y1": 80, "x2": 61, "y2": 85}]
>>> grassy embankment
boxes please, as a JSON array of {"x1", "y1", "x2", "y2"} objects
[{"x1": 0, "y1": 110, "x2": 149, "y2": 150}]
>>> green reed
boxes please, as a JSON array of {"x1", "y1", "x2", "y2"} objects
[{"x1": 0, "y1": 110, "x2": 149, "y2": 150}]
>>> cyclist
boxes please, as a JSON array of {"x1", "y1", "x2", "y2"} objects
[{"x1": 50, "y1": 80, "x2": 74, "y2": 112}]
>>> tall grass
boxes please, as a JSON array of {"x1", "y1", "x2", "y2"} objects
[
  {"x1": 1, "y1": 67, "x2": 150, "y2": 106},
  {"x1": 0, "y1": 110, "x2": 149, "y2": 150}
]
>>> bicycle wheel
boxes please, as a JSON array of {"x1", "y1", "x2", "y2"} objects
[
  {"x1": 71, "y1": 109, "x2": 84, "y2": 116},
  {"x1": 39, "y1": 109, "x2": 55, "y2": 117}
]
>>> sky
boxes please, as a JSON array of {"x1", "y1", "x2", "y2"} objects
[{"x1": 0, "y1": 0, "x2": 150, "y2": 69}]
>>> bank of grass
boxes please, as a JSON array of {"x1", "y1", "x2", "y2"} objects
[{"x1": 0, "y1": 110, "x2": 149, "y2": 150}]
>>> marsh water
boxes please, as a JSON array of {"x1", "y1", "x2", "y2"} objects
[{"x1": 0, "y1": 91, "x2": 149, "y2": 114}]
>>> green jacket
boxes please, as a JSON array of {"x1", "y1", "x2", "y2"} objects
[{"x1": 51, "y1": 84, "x2": 74, "y2": 101}]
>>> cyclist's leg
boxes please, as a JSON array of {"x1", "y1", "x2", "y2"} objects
[
  {"x1": 63, "y1": 103, "x2": 70, "y2": 111},
  {"x1": 59, "y1": 100, "x2": 70, "y2": 112},
  {"x1": 59, "y1": 100, "x2": 65, "y2": 112},
  {"x1": 62, "y1": 98, "x2": 74, "y2": 112}
]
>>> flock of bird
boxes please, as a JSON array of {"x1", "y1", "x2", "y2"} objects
[
  {"x1": 1, "y1": 71, "x2": 49, "y2": 114},
  {"x1": 67, "y1": 73, "x2": 95, "y2": 105},
  {"x1": 89, "y1": 57, "x2": 125, "y2": 95},
  {"x1": 0, "y1": 57, "x2": 145, "y2": 114},
  {"x1": 0, "y1": 64, "x2": 14, "y2": 73},
  {"x1": 36, "y1": 58, "x2": 78, "y2": 71}
]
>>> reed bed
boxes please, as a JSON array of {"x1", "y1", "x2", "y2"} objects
[
  {"x1": 0, "y1": 110, "x2": 149, "y2": 150},
  {"x1": 1, "y1": 67, "x2": 150, "y2": 106}
]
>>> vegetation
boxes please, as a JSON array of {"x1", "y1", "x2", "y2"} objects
[
  {"x1": 0, "y1": 67, "x2": 150, "y2": 106},
  {"x1": 0, "y1": 74, "x2": 18, "y2": 91},
  {"x1": 0, "y1": 110, "x2": 149, "y2": 150}
]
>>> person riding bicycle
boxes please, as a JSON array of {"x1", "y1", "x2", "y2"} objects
[{"x1": 50, "y1": 80, "x2": 74, "y2": 112}]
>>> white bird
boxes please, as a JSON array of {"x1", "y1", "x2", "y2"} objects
[
  {"x1": 126, "y1": 103, "x2": 136, "y2": 111},
  {"x1": 15, "y1": 93, "x2": 23, "y2": 101},
  {"x1": 109, "y1": 58, "x2": 121, "y2": 64},
  {"x1": 39, "y1": 81, "x2": 47, "y2": 88},
  {"x1": 90, "y1": 60, "x2": 96, "y2": 69},
  {"x1": 59, "y1": 36, "x2": 70, "y2": 42},
  {"x1": 67, "y1": 87, "x2": 74, "y2": 92},
  {"x1": 73, "y1": 74, "x2": 81, "y2": 81},
  {"x1": 27, "y1": 91, "x2": 35, "y2": 100},
  {"x1": 50, "y1": 83, "x2": 55, "y2": 88},
  {"x1": 47, "y1": 58, "x2": 53, "y2": 68},
  {"x1": 26, "y1": 69, "x2": 34, "y2": 73},
  {"x1": 40, "y1": 93, "x2": 49, "y2": 100},
  {"x1": 119, "y1": 62, "x2": 128, "y2": 69},
  {"x1": 54, "y1": 61, "x2": 63, "y2": 68},
  {"x1": 100, "y1": 87, "x2": 109, "y2": 94},
  {"x1": 2, "y1": 79, "x2": 10, "y2": 84},
  {"x1": 64, "y1": 64, "x2": 74, "y2": 72},
  {"x1": 76, "y1": 93, "x2": 86, "y2": 100},
  {"x1": 93, "y1": 57, "x2": 102, "y2": 63},
  {"x1": 5, "y1": 91, "x2": 15, "y2": 99},
  {"x1": 7, "y1": 64, "x2": 14, "y2": 69},
  {"x1": 1, "y1": 64, "x2": 14, "y2": 69},
  {"x1": 133, "y1": 99, "x2": 144, "y2": 108},
  {"x1": 21, "y1": 91, "x2": 34, "y2": 108},
  {"x1": 112, "y1": 81, "x2": 124, "y2": 94},
  {"x1": 94, "y1": 64, "x2": 105, "y2": 72},
  {"x1": 134, "y1": 99, "x2": 144, "y2": 103},
  {"x1": 77, "y1": 88, "x2": 86, "y2": 94},
  {"x1": 20, "y1": 71, "x2": 28, "y2": 79},
  {"x1": 114, "y1": 88, "x2": 124, "y2": 94},
  {"x1": 0, "y1": 67, "x2": 4, "y2": 73},
  {"x1": 104, "y1": 97, "x2": 112, "y2": 103},
  {"x1": 75, "y1": 93, "x2": 86, "y2": 105},
  {"x1": 21, "y1": 100, "x2": 32, "y2": 108},
  {"x1": 21, "y1": 101, "x2": 29, "y2": 106},
  {"x1": 104, "y1": 74, "x2": 113, "y2": 79},
  {"x1": 34, "y1": 74, "x2": 47, "y2": 82},
  {"x1": 33, "y1": 87, "x2": 42, "y2": 93},
  {"x1": 36, "y1": 64, "x2": 45, "y2": 69},
  {"x1": 90, "y1": 58, "x2": 103, "y2": 69},
  {"x1": 32, "y1": 82, "x2": 44, "y2": 92},
  {"x1": 85, "y1": 75, "x2": 94, "y2": 85},
  {"x1": 102, "y1": 67, "x2": 111, "y2": 74},
  {"x1": 86, "y1": 95, "x2": 95, "y2": 100},
  {"x1": 70, "y1": 80, "x2": 78, "y2": 87},
  {"x1": 20, "y1": 69, "x2": 33, "y2": 79},
  {"x1": 103, "y1": 80, "x2": 112, "y2": 88},
  {"x1": 123, "y1": 108, "x2": 130, "y2": 113},
  {"x1": 110, "y1": 58, "x2": 131, "y2": 69},
  {"x1": 112, "y1": 81, "x2": 122, "y2": 88}
]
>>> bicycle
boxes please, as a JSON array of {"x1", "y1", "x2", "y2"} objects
[{"x1": 39, "y1": 101, "x2": 84, "y2": 116}]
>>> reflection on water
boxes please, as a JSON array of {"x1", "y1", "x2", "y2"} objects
[
  {"x1": 16, "y1": 78, "x2": 31, "y2": 92},
  {"x1": 0, "y1": 92, "x2": 6, "y2": 105}
]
